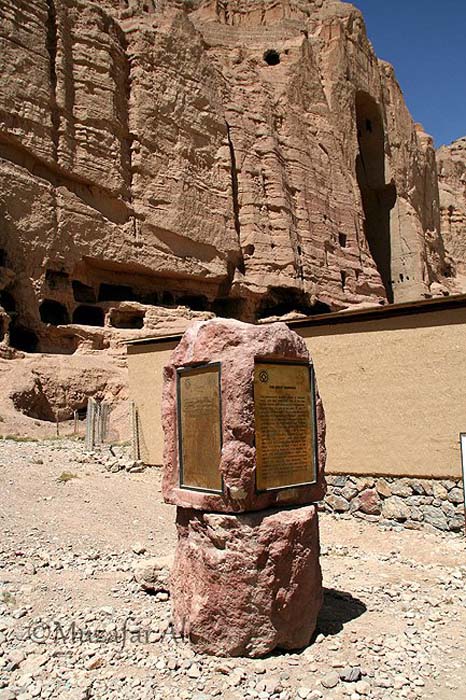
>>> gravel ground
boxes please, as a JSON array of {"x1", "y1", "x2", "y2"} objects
[{"x1": 0, "y1": 439, "x2": 465, "y2": 700}]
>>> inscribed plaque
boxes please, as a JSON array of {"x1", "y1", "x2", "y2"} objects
[
  {"x1": 254, "y1": 361, "x2": 317, "y2": 491},
  {"x1": 177, "y1": 363, "x2": 223, "y2": 492}
]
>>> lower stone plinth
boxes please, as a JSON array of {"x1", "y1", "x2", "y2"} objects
[{"x1": 170, "y1": 505, "x2": 323, "y2": 657}]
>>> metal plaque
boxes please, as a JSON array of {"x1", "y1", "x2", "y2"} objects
[
  {"x1": 177, "y1": 363, "x2": 223, "y2": 493},
  {"x1": 254, "y1": 361, "x2": 318, "y2": 492}
]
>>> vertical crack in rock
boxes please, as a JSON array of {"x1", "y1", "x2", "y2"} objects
[
  {"x1": 226, "y1": 121, "x2": 245, "y2": 275},
  {"x1": 226, "y1": 122, "x2": 241, "y2": 239},
  {"x1": 46, "y1": 0, "x2": 59, "y2": 160}
]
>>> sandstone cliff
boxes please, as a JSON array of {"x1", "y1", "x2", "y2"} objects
[
  {"x1": 437, "y1": 137, "x2": 466, "y2": 288},
  {"x1": 0, "y1": 0, "x2": 454, "y2": 361},
  {"x1": 0, "y1": 0, "x2": 459, "y2": 437}
]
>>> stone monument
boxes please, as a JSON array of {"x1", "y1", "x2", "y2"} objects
[{"x1": 162, "y1": 318, "x2": 326, "y2": 657}]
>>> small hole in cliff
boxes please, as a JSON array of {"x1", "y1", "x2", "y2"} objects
[
  {"x1": 72, "y1": 305, "x2": 105, "y2": 327},
  {"x1": 244, "y1": 245, "x2": 255, "y2": 256},
  {"x1": 264, "y1": 50, "x2": 280, "y2": 66},
  {"x1": 366, "y1": 119, "x2": 373, "y2": 133},
  {"x1": 338, "y1": 233, "x2": 347, "y2": 248},
  {"x1": 40, "y1": 300, "x2": 70, "y2": 326},
  {"x1": 340, "y1": 271, "x2": 347, "y2": 290}
]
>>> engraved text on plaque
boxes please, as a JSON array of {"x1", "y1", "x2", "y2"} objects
[
  {"x1": 177, "y1": 363, "x2": 223, "y2": 493},
  {"x1": 254, "y1": 361, "x2": 317, "y2": 491}
]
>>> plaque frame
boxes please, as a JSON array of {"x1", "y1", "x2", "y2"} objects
[
  {"x1": 253, "y1": 359, "x2": 319, "y2": 493},
  {"x1": 176, "y1": 361, "x2": 224, "y2": 495}
]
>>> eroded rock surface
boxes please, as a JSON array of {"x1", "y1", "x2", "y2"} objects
[
  {"x1": 437, "y1": 137, "x2": 466, "y2": 287},
  {"x1": 0, "y1": 0, "x2": 456, "y2": 361}
]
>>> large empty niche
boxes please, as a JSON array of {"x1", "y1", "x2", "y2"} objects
[
  {"x1": 355, "y1": 92, "x2": 397, "y2": 303},
  {"x1": 40, "y1": 300, "x2": 70, "y2": 326},
  {"x1": 72, "y1": 305, "x2": 105, "y2": 326}
]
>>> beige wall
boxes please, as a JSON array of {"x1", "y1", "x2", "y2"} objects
[
  {"x1": 127, "y1": 307, "x2": 466, "y2": 478},
  {"x1": 127, "y1": 340, "x2": 178, "y2": 465},
  {"x1": 299, "y1": 307, "x2": 466, "y2": 479}
]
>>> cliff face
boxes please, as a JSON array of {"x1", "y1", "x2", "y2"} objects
[
  {"x1": 437, "y1": 138, "x2": 466, "y2": 285},
  {"x1": 0, "y1": 0, "x2": 453, "y2": 355}
]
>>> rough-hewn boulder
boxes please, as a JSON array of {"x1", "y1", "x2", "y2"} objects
[{"x1": 170, "y1": 504, "x2": 323, "y2": 657}]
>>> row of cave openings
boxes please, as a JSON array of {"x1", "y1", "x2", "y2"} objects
[
  {"x1": 38, "y1": 272, "x2": 247, "y2": 328},
  {"x1": 0, "y1": 270, "x2": 333, "y2": 354},
  {"x1": 1, "y1": 93, "x2": 406, "y2": 351},
  {"x1": 38, "y1": 276, "x2": 333, "y2": 327}
]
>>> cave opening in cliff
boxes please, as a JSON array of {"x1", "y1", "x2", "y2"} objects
[
  {"x1": 10, "y1": 324, "x2": 39, "y2": 353},
  {"x1": 176, "y1": 295, "x2": 209, "y2": 312},
  {"x1": 110, "y1": 312, "x2": 145, "y2": 329},
  {"x1": 98, "y1": 283, "x2": 135, "y2": 302},
  {"x1": 72, "y1": 280, "x2": 97, "y2": 304},
  {"x1": 211, "y1": 298, "x2": 245, "y2": 319},
  {"x1": 0, "y1": 290, "x2": 16, "y2": 313},
  {"x1": 258, "y1": 289, "x2": 331, "y2": 319},
  {"x1": 72, "y1": 305, "x2": 105, "y2": 327},
  {"x1": 40, "y1": 300, "x2": 70, "y2": 326},
  {"x1": 355, "y1": 92, "x2": 397, "y2": 303},
  {"x1": 162, "y1": 291, "x2": 174, "y2": 306},
  {"x1": 45, "y1": 269, "x2": 69, "y2": 290},
  {"x1": 264, "y1": 49, "x2": 280, "y2": 66}
]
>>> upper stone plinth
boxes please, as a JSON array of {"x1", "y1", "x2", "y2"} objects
[{"x1": 162, "y1": 318, "x2": 326, "y2": 512}]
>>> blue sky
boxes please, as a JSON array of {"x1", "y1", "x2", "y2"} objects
[{"x1": 351, "y1": 0, "x2": 466, "y2": 147}]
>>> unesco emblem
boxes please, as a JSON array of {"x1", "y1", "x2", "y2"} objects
[{"x1": 258, "y1": 370, "x2": 269, "y2": 384}]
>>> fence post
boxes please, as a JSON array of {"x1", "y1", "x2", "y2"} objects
[
  {"x1": 131, "y1": 401, "x2": 140, "y2": 461},
  {"x1": 85, "y1": 398, "x2": 97, "y2": 450}
]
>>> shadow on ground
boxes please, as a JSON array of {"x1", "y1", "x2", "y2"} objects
[
  {"x1": 317, "y1": 587, "x2": 367, "y2": 637},
  {"x1": 270, "y1": 588, "x2": 367, "y2": 659}
]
